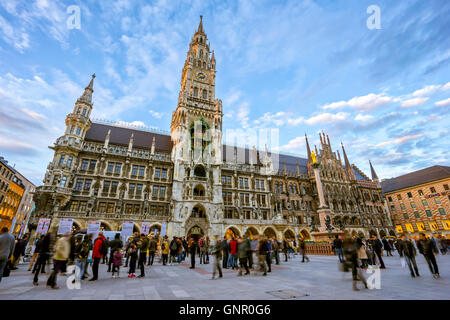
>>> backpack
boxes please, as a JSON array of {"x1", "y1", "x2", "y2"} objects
[
  {"x1": 98, "y1": 239, "x2": 107, "y2": 256},
  {"x1": 170, "y1": 241, "x2": 178, "y2": 251},
  {"x1": 199, "y1": 238, "x2": 204, "y2": 247}
]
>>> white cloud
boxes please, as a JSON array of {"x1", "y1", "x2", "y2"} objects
[
  {"x1": 305, "y1": 112, "x2": 349, "y2": 125},
  {"x1": 435, "y1": 97, "x2": 450, "y2": 107},
  {"x1": 400, "y1": 97, "x2": 429, "y2": 107},
  {"x1": 149, "y1": 109, "x2": 164, "y2": 119},
  {"x1": 22, "y1": 108, "x2": 46, "y2": 120},
  {"x1": 0, "y1": 15, "x2": 30, "y2": 52},
  {"x1": 280, "y1": 136, "x2": 305, "y2": 152},
  {"x1": 354, "y1": 113, "x2": 373, "y2": 121},
  {"x1": 376, "y1": 134, "x2": 424, "y2": 148},
  {"x1": 412, "y1": 81, "x2": 450, "y2": 97},
  {"x1": 321, "y1": 93, "x2": 392, "y2": 112}
]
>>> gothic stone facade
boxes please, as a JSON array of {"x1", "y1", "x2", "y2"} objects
[{"x1": 31, "y1": 18, "x2": 394, "y2": 240}]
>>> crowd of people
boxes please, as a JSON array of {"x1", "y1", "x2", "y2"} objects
[{"x1": 0, "y1": 225, "x2": 448, "y2": 292}]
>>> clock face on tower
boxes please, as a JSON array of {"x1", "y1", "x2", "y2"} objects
[{"x1": 196, "y1": 72, "x2": 206, "y2": 80}]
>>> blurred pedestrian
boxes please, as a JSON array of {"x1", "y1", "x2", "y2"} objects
[
  {"x1": 211, "y1": 236, "x2": 223, "y2": 280},
  {"x1": 401, "y1": 235, "x2": 419, "y2": 278},
  {"x1": 0, "y1": 227, "x2": 15, "y2": 283},
  {"x1": 417, "y1": 233, "x2": 440, "y2": 279},
  {"x1": 46, "y1": 234, "x2": 71, "y2": 289}
]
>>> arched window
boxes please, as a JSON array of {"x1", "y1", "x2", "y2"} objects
[
  {"x1": 192, "y1": 205, "x2": 206, "y2": 218},
  {"x1": 193, "y1": 87, "x2": 198, "y2": 97},
  {"x1": 194, "y1": 165, "x2": 206, "y2": 177},
  {"x1": 202, "y1": 89, "x2": 207, "y2": 99}
]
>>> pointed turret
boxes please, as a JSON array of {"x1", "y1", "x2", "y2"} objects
[
  {"x1": 305, "y1": 133, "x2": 312, "y2": 163},
  {"x1": 197, "y1": 15, "x2": 204, "y2": 34},
  {"x1": 369, "y1": 160, "x2": 379, "y2": 182},
  {"x1": 77, "y1": 74, "x2": 95, "y2": 106},
  {"x1": 341, "y1": 142, "x2": 355, "y2": 180}
]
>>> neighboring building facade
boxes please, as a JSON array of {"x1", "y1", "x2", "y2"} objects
[
  {"x1": 0, "y1": 156, "x2": 15, "y2": 206},
  {"x1": 10, "y1": 172, "x2": 35, "y2": 236},
  {"x1": 381, "y1": 165, "x2": 450, "y2": 239},
  {"x1": 0, "y1": 174, "x2": 25, "y2": 231},
  {"x1": 31, "y1": 17, "x2": 393, "y2": 240}
]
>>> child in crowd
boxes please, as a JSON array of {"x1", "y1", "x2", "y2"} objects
[{"x1": 112, "y1": 249, "x2": 123, "y2": 278}]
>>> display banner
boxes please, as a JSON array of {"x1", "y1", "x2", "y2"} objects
[
  {"x1": 57, "y1": 218, "x2": 74, "y2": 235},
  {"x1": 87, "y1": 221, "x2": 101, "y2": 237},
  {"x1": 122, "y1": 221, "x2": 134, "y2": 240},
  {"x1": 141, "y1": 222, "x2": 151, "y2": 235},
  {"x1": 36, "y1": 218, "x2": 51, "y2": 234},
  {"x1": 161, "y1": 222, "x2": 167, "y2": 237}
]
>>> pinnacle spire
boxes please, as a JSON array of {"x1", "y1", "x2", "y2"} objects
[
  {"x1": 369, "y1": 160, "x2": 379, "y2": 181},
  {"x1": 305, "y1": 133, "x2": 312, "y2": 163},
  {"x1": 197, "y1": 15, "x2": 204, "y2": 34},
  {"x1": 78, "y1": 73, "x2": 95, "y2": 105},
  {"x1": 341, "y1": 142, "x2": 355, "y2": 180}
]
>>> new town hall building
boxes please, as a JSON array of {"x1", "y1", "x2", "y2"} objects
[{"x1": 31, "y1": 18, "x2": 394, "y2": 240}]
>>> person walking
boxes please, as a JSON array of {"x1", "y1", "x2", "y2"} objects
[
  {"x1": 199, "y1": 236, "x2": 205, "y2": 264},
  {"x1": 221, "y1": 236, "x2": 229, "y2": 269},
  {"x1": 237, "y1": 236, "x2": 250, "y2": 276},
  {"x1": 343, "y1": 237, "x2": 368, "y2": 291},
  {"x1": 401, "y1": 235, "x2": 419, "y2": 278},
  {"x1": 333, "y1": 235, "x2": 344, "y2": 262},
  {"x1": 73, "y1": 235, "x2": 90, "y2": 283},
  {"x1": 356, "y1": 236, "x2": 368, "y2": 269},
  {"x1": 169, "y1": 236, "x2": 179, "y2": 266},
  {"x1": 417, "y1": 233, "x2": 440, "y2": 278},
  {"x1": 176, "y1": 237, "x2": 183, "y2": 263},
  {"x1": 32, "y1": 233, "x2": 51, "y2": 285},
  {"x1": 300, "y1": 239, "x2": 309, "y2": 263},
  {"x1": 211, "y1": 237, "x2": 223, "y2": 280},
  {"x1": 249, "y1": 236, "x2": 258, "y2": 269},
  {"x1": 107, "y1": 233, "x2": 123, "y2": 272},
  {"x1": 265, "y1": 238, "x2": 272, "y2": 272},
  {"x1": 370, "y1": 235, "x2": 386, "y2": 269},
  {"x1": 182, "y1": 236, "x2": 188, "y2": 261},
  {"x1": 0, "y1": 227, "x2": 15, "y2": 283},
  {"x1": 137, "y1": 233, "x2": 148, "y2": 278},
  {"x1": 257, "y1": 236, "x2": 268, "y2": 276},
  {"x1": 161, "y1": 236, "x2": 169, "y2": 265},
  {"x1": 282, "y1": 239, "x2": 289, "y2": 262},
  {"x1": 147, "y1": 236, "x2": 157, "y2": 265},
  {"x1": 11, "y1": 234, "x2": 29, "y2": 269},
  {"x1": 46, "y1": 234, "x2": 71, "y2": 289},
  {"x1": 89, "y1": 231, "x2": 106, "y2": 281},
  {"x1": 28, "y1": 235, "x2": 43, "y2": 272},
  {"x1": 272, "y1": 238, "x2": 280, "y2": 265}
]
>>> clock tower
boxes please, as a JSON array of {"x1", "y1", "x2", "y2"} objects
[{"x1": 169, "y1": 16, "x2": 224, "y2": 238}]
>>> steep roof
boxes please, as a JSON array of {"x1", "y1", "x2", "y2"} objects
[
  {"x1": 85, "y1": 122, "x2": 173, "y2": 153},
  {"x1": 381, "y1": 165, "x2": 450, "y2": 193}
]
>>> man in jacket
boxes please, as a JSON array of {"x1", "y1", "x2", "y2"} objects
[
  {"x1": 237, "y1": 236, "x2": 250, "y2": 276},
  {"x1": 265, "y1": 238, "x2": 272, "y2": 272},
  {"x1": 11, "y1": 234, "x2": 29, "y2": 269},
  {"x1": 221, "y1": 236, "x2": 230, "y2": 269},
  {"x1": 169, "y1": 236, "x2": 179, "y2": 266},
  {"x1": 32, "y1": 233, "x2": 51, "y2": 285},
  {"x1": 333, "y1": 235, "x2": 344, "y2": 262},
  {"x1": 417, "y1": 233, "x2": 439, "y2": 278},
  {"x1": 382, "y1": 236, "x2": 393, "y2": 256},
  {"x1": 272, "y1": 238, "x2": 280, "y2": 265},
  {"x1": 161, "y1": 236, "x2": 169, "y2": 265},
  {"x1": 107, "y1": 233, "x2": 123, "y2": 272},
  {"x1": 137, "y1": 233, "x2": 149, "y2": 278},
  {"x1": 229, "y1": 237, "x2": 238, "y2": 270},
  {"x1": 370, "y1": 235, "x2": 386, "y2": 269},
  {"x1": 257, "y1": 236, "x2": 268, "y2": 276},
  {"x1": 0, "y1": 227, "x2": 15, "y2": 283},
  {"x1": 300, "y1": 239, "x2": 309, "y2": 263},
  {"x1": 147, "y1": 236, "x2": 157, "y2": 266},
  {"x1": 189, "y1": 238, "x2": 197, "y2": 269},
  {"x1": 89, "y1": 232, "x2": 106, "y2": 281},
  {"x1": 46, "y1": 234, "x2": 71, "y2": 289},
  {"x1": 28, "y1": 235, "x2": 43, "y2": 271},
  {"x1": 73, "y1": 235, "x2": 91, "y2": 282},
  {"x1": 401, "y1": 235, "x2": 419, "y2": 278}
]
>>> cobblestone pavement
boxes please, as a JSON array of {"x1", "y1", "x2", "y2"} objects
[{"x1": 0, "y1": 253, "x2": 449, "y2": 300}]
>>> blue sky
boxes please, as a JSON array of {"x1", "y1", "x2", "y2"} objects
[{"x1": 0, "y1": 0, "x2": 449, "y2": 185}]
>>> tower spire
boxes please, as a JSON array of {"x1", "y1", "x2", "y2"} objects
[
  {"x1": 369, "y1": 160, "x2": 379, "y2": 182},
  {"x1": 198, "y1": 15, "x2": 204, "y2": 33},
  {"x1": 78, "y1": 73, "x2": 95, "y2": 105},
  {"x1": 341, "y1": 142, "x2": 355, "y2": 180},
  {"x1": 305, "y1": 133, "x2": 312, "y2": 163}
]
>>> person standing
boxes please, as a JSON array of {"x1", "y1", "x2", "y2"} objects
[
  {"x1": 101, "y1": 237, "x2": 110, "y2": 264},
  {"x1": 148, "y1": 236, "x2": 157, "y2": 266},
  {"x1": 176, "y1": 237, "x2": 183, "y2": 263},
  {"x1": 137, "y1": 233, "x2": 148, "y2": 278},
  {"x1": 237, "y1": 236, "x2": 250, "y2": 276},
  {"x1": 199, "y1": 236, "x2": 205, "y2": 264},
  {"x1": 417, "y1": 233, "x2": 440, "y2": 278},
  {"x1": 89, "y1": 231, "x2": 106, "y2": 281},
  {"x1": 401, "y1": 235, "x2": 419, "y2": 278},
  {"x1": 73, "y1": 235, "x2": 90, "y2": 283},
  {"x1": 127, "y1": 243, "x2": 137, "y2": 278},
  {"x1": 343, "y1": 237, "x2": 368, "y2": 291},
  {"x1": 169, "y1": 236, "x2": 179, "y2": 266},
  {"x1": 32, "y1": 233, "x2": 51, "y2": 285},
  {"x1": 333, "y1": 235, "x2": 344, "y2": 262},
  {"x1": 161, "y1": 236, "x2": 169, "y2": 265},
  {"x1": 221, "y1": 236, "x2": 229, "y2": 269},
  {"x1": 265, "y1": 238, "x2": 272, "y2": 272},
  {"x1": 182, "y1": 236, "x2": 188, "y2": 261},
  {"x1": 282, "y1": 239, "x2": 289, "y2": 262},
  {"x1": 370, "y1": 235, "x2": 386, "y2": 269},
  {"x1": 300, "y1": 239, "x2": 309, "y2": 263},
  {"x1": 229, "y1": 237, "x2": 238, "y2": 270},
  {"x1": 189, "y1": 237, "x2": 197, "y2": 269},
  {"x1": 107, "y1": 233, "x2": 123, "y2": 272},
  {"x1": 249, "y1": 236, "x2": 258, "y2": 269},
  {"x1": 356, "y1": 236, "x2": 368, "y2": 269},
  {"x1": 382, "y1": 236, "x2": 393, "y2": 256},
  {"x1": 0, "y1": 227, "x2": 15, "y2": 283},
  {"x1": 272, "y1": 238, "x2": 280, "y2": 265},
  {"x1": 111, "y1": 249, "x2": 123, "y2": 278},
  {"x1": 211, "y1": 237, "x2": 223, "y2": 279},
  {"x1": 46, "y1": 234, "x2": 71, "y2": 289}
]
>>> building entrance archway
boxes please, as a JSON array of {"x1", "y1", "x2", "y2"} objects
[{"x1": 187, "y1": 225, "x2": 204, "y2": 241}]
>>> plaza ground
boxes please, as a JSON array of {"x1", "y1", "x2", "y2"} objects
[{"x1": 0, "y1": 253, "x2": 449, "y2": 300}]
